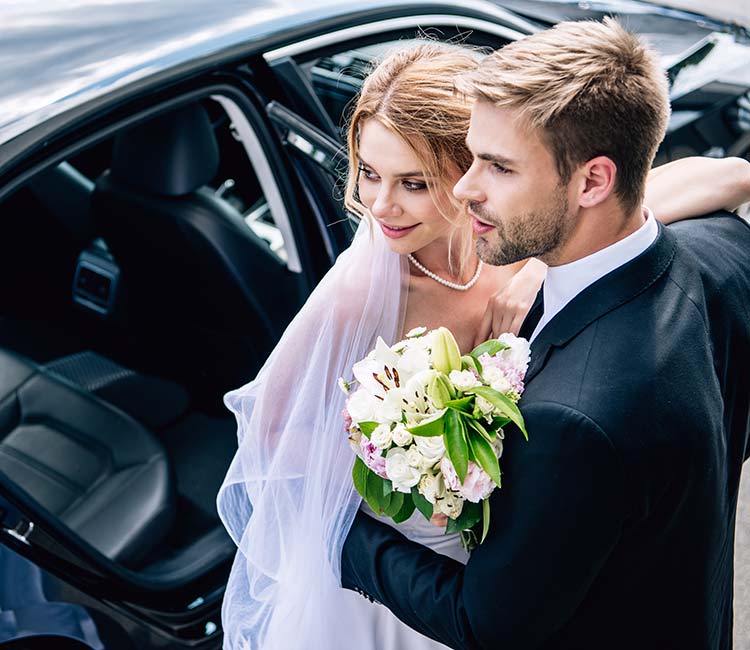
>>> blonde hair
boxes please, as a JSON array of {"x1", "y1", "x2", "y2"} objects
[
  {"x1": 456, "y1": 18, "x2": 671, "y2": 214},
  {"x1": 344, "y1": 41, "x2": 479, "y2": 275}
]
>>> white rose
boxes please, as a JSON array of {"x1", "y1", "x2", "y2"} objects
[
  {"x1": 498, "y1": 333, "x2": 531, "y2": 374},
  {"x1": 346, "y1": 390, "x2": 380, "y2": 423},
  {"x1": 413, "y1": 435, "x2": 446, "y2": 464},
  {"x1": 490, "y1": 375, "x2": 512, "y2": 395},
  {"x1": 418, "y1": 472, "x2": 445, "y2": 505},
  {"x1": 449, "y1": 369, "x2": 480, "y2": 392},
  {"x1": 385, "y1": 447, "x2": 422, "y2": 493},
  {"x1": 437, "y1": 491, "x2": 464, "y2": 519},
  {"x1": 370, "y1": 424, "x2": 393, "y2": 450},
  {"x1": 482, "y1": 366, "x2": 503, "y2": 384},
  {"x1": 405, "y1": 444, "x2": 426, "y2": 468},
  {"x1": 392, "y1": 423, "x2": 413, "y2": 447},
  {"x1": 406, "y1": 326, "x2": 427, "y2": 338}
]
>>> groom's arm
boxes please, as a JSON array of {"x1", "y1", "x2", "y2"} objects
[{"x1": 341, "y1": 402, "x2": 626, "y2": 650}]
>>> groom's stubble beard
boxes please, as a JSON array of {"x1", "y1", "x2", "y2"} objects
[{"x1": 471, "y1": 185, "x2": 571, "y2": 266}]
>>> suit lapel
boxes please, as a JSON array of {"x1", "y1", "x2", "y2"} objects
[
  {"x1": 522, "y1": 223, "x2": 678, "y2": 384},
  {"x1": 519, "y1": 288, "x2": 544, "y2": 340}
]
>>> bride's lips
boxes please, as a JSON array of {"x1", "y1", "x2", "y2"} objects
[
  {"x1": 379, "y1": 222, "x2": 420, "y2": 239},
  {"x1": 471, "y1": 215, "x2": 496, "y2": 235}
]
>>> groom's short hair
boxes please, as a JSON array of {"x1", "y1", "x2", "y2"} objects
[{"x1": 457, "y1": 18, "x2": 670, "y2": 214}]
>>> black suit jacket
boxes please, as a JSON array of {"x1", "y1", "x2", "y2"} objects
[{"x1": 341, "y1": 213, "x2": 750, "y2": 650}]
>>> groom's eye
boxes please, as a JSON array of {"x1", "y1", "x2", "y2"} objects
[{"x1": 491, "y1": 163, "x2": 513, "y2": 175}]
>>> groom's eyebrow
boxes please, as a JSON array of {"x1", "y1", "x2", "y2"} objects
[{"x1": 477, "y1": 152, "x2": 516, "y2": 167}]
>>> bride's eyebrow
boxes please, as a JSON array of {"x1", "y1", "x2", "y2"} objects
[{"x1": 358, "y1": 157, "x2": 425, "y2": 178}]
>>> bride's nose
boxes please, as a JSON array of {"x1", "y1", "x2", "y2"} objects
[{"x1": 371, "y1": 185, "x2": 403, "y2": 219}]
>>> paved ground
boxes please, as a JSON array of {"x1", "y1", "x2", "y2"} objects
[{"x1": 736, "y1": 467, "x2": 750, "y2": 648}]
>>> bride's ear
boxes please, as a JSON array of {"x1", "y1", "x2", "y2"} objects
[{"x1": 578, "y1": 156, "x2": 617, "y2": 208}]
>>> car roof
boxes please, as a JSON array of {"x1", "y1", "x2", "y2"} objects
[{"x1": 0, "y1": 0, "x2": 533, "y2": 152}]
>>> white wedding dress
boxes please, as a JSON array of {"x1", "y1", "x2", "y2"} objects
[
  {"x1": 341, "y1": 503, "x2": 469, "y2": 650},
  {"x1": 218, "y1": 221, "x2": 466, "y2": 649}
]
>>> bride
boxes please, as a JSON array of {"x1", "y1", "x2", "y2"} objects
[{"x1": 217, "y1": 41, "x2": 750, "y2": 649}]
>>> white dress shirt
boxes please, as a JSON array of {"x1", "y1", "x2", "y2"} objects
[{"x1": 530, "y1": 207, "x2": 659, "y2": 342}]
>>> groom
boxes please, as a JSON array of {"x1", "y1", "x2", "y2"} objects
[{"x1": 341, "y1": 18, "x2": 750, "y2": 650}]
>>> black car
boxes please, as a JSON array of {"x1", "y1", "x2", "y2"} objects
[{"x1": 0, "y1": 1, "x2": 747, "y2": 648}]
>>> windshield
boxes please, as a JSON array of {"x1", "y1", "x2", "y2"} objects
[{"x1": 643, "y1": 0, "x2": 749, "y2": 28}]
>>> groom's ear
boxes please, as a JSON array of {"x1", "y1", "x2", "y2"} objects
[{"x1": 578, "y1": 156, "x2": 617, "y2": 209}]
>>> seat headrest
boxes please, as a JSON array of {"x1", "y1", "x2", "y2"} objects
[{"x1": 110, "y1": 103, "x2": 219, "y2": 196}]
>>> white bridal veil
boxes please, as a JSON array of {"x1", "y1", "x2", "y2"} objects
[{"x1": 217, "y1": 219, "x2": 409, "y2": 649}]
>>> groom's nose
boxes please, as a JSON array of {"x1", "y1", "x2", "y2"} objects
[{"x1": 453, "y1": 165, "x2": 483, "y2": 203}]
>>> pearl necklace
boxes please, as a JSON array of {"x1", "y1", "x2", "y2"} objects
[{"x1": 407, "y1": 254, "x2": 483, "y2": 291}]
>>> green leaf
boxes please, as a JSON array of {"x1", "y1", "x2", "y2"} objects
[
  {"x1": 487, "y1": 416, "x2": 510, "y2": 433},
  {"x1": 392, "y1": 495, "x2": 416, "y2": 523},
  {"x1": 444, "y1": 409, "x2": 469, "y2": 483},
  {"x1": 445, "y1": 501, "x2": 482, "y2": 534},
  {"x1": 467, "y1": 386, "x2": 527, "y2": 440},
  {"x1": 427, "y1": 373, "x2": 455, "y2": 408},
  {"x1": 466, "y1": 416, "x2": 494, "y2": 443},
  {"x1": 470, "y1": 339, "x2": 510, "y2": 358},
  {"x1": 383, "y1": 490, "x2": 405, "y2": 518},
  {"x1": 365, "y1": 470, "x2": 388, "y2": 514},
  {"x1": 407, "y1": 410, "x2": 446, "y2": 437},
  {"x1": 444, "y1": 396, "x2": 474, "y2": 413},
  {"x1": 382, "y1": 478, "x2": 393, "y2": 497},
  {"x1": 352, "y1": 456, "x2": 368, "y2": 499},
  {"x1": 467, "y1": 432, "x2": 502, "y2": 488},
  {"x1": 359, "y1": 421, "x2": 379, "y2": 438},
  {"x1": 461, "y1": 355, "x2": 479, "y2": 373},
  {"x1": 481, "y1": 498, "x2": 491, "y2": 543},
  {"x1": 411, "y1": 486, "x2": 434, "y2": 521}
]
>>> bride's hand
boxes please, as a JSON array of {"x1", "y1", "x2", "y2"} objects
[
  {"x1": 474, "y1": 258, "x2": 547, "y2": 346},
  {"x1": 430, "y1": 513, "x2": 448, "y2": 527}
]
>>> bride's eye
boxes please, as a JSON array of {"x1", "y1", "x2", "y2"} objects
[
  {"x1": 358, "y1": 164, "x2": 378, "y2": 181},
  {"x1": 403, "y1": 180, "x2": 427, "y2": 192}
]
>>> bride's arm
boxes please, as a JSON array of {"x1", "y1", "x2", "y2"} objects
[{"x1": 646, "y1": 156, "x2": 750, "y2": 224}]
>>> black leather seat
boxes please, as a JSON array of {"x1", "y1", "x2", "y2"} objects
[
  {"x1": 0, "y1": 348, "x2": 174, "y2": 567},
  {"x1": 90, "y1": 102, "x2": 302, "y2": 393}
]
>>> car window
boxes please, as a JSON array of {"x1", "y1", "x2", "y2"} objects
[
  {"x1": 304, "y1": 34, "x2": 499, "y2": 137},
  {"x1": 309, "y1": 41, "x2": 416, "y2": 135}
]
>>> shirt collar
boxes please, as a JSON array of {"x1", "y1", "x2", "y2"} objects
[{"x1": 531, "y1": 206, "x2": 659, "y2": 341}]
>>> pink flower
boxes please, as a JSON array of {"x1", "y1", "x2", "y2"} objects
[
  {"x1": 360, "y1": 436, "x2": 388, "y2": 478},
  {"x1": 342, "y1": 408, "x2": 353, "y2": 433},
  {"x1": 478, "y1": 353, "x2": 526, "y2": 396},
  {"x1": 440, "y1": 458, "x2": 495, "y2": 503},
  {"x1": 478, "y1": 335, "x2": 530, "y2": 396}
]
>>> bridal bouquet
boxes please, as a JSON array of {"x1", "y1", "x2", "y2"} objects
[{"x1": 340, "y1": 327, "x2": 529, "y2": 549}]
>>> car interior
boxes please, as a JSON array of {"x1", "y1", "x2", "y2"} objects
[{"x1": 0, "y1": 94, "x2": 315, "y2": 584}]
